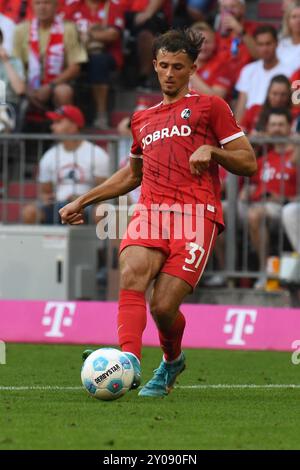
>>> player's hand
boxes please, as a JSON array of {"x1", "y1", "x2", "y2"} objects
[
  {"x1": 222, "y1": 14, "x2": 243, "y2": 35},
  {"x1": 59, "y1": 199, "x2": 84, "y2": 225},
  {"x1": 189, "y1": 145, "x2": 213, "y2": 175}
]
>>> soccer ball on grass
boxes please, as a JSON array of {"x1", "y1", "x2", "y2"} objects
[{"x1": 81, "y1": 348, "x2": 134, "y2": 401}]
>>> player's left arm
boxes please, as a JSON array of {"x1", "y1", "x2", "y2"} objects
[
  {"x1": 213, "y1": 136, "x2": 257, "y2": 175},
  {"x1": 190, "y1": 96, "x2": 257, "y2": 177},
  {"x1": 189, "y1": 136, "x2": 257, "y2": 176}
]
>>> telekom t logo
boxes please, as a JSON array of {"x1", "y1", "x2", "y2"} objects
[
  {"x1": 223, "y1": 308, "x2": 257, "y2": 345},
  {"x1": 42, "y1": 302, "x2": 76, "y2": 338}
]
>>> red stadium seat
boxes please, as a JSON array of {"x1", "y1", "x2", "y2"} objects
[
  {"x1": 0, "y1": 202, "x2": 23, "y2": 223},
  {"x1": 258, "y1": 2, "x2": 282, "y2": 20}
]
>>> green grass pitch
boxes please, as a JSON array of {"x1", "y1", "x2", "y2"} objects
[{"x1": 1, "y1": 344, "x2": 300, "y2": 450}]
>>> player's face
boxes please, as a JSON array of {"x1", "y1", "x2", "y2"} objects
[
  {"x1": 153, "y1": 49, "x2": 196, "y2": 98},
  {"x1": 266, "y1": 115, "x2": 291, "y2": 137}
]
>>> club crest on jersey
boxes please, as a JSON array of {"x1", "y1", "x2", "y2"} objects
[{"x1": 181, "y1": 108, "x2": 191, "y2": 119}]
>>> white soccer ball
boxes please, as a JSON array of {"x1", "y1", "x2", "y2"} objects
[{"x1": 81, "y1": 348, "x2": 134, "y2": 401}]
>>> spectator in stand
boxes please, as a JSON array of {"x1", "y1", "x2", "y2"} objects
[
  {"x1": 235, "y1": 25, "x2": 294, "y2": 124},
  {"x1": 189, "y1": 22, "x2": 235, "y2": 102},
  {"x1": 282, "y1": 202, "x2": 300, "y2": 252},
  {"x1": 290, "y1": 67, "x2": 300, "y2": 130},
  {"x1": 291, "y1": 67, "x2": 300, "y2": 84},
  {"x1": 283, "y1": 0, "x2": 295, "y2": 12},
  {"x1": 121, "y1": 0, "x2": 171, "y2": 89},
  {"x1": 13, "y1": 0, "x2": 87, "y2": 114},
  {"x1": 282, "y1": 146, "x2": 300, "y2": 253},
  {"x1": 173, "y1": 1, "x2": 216, "y2": 28},
  {"x1": 240, "y1": 109, "x2": 297, "y2": 289},
  {"x1": 0, "y1": 0, "x2": 28, "y2": 24},
  {"x1": 64, "y1": 0, "x2": 125, "y2": 129},
  {"x1": 0, "y1": 27, "x2": 26, "y2": 131},
  {"x1": 214, "y1": 0, "x2": 258, "y2": 85},
  {"x1": 0, "y1": 13, "x2": 16, "y2": 56},
  {"x1": 241, "y1": 75, "x2": 293, "y2": 134},
  {"x1": 22, "y1": 105, "x2": 110, "y2": 224},
  {"x1": 116, "y1": 97, "x2": 151, "y2": 204},
  {"x1": 277, "y1": 1, "x2": 300, "y2": 75}
]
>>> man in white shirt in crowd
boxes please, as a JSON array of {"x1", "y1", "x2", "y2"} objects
[
  {"x1": 0, "y1": 13, "x2": 16, "y2": 55},
  {"x1": 235, "y1": 24, "x2": 294, "y2": 123},
  {"x1": 23, "y1": 105, "x2": 110, "y2": 224}
]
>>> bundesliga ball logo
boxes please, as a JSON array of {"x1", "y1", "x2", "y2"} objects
[{"x1": 181, "y1": 108, "x2": 191, "y2": 119}]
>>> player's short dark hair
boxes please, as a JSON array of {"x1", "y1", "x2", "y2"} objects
[
  {"x1": 254, "y1": 24, "x2": 278, "y2": 41},
  {"x1": 152, "y1": 28, "x2": 205, "y2": 63},
  {"x1": 267, "y1": 107, "x2": 293, "y2": 124},
  {"x1": 0, "y1": 29, "x2": 3, "y2": 44}
]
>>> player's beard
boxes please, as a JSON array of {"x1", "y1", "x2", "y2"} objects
[
  {"x1": 163, "y1": 88, "x2": 179, "y2": 97},
  {"x1": 162, "y1": 83, "x2": 185, "y2": 97}
]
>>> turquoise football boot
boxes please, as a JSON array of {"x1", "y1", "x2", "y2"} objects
[
  {"x1": 138, "y1": 353, "x2": 186, "y2": 397},
  {"x1": 123, "y1": 352, "x2": 141, "y2": 390},
  {"x1": 82, "y1": 349, "x2": 94, "y2": 361}
]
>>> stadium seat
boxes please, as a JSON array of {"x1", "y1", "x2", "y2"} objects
[
  {"x1": 0, "y1": 202, "x2": 23, "y2": 223},
  {"x1": 110, "y1": 111, "x2": 130, "y2": 128},
  {"x1": 258, "y1": 2, "x2": 282, "y2": 20}
]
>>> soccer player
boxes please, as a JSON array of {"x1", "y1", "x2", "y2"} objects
[{"x1": 59, "y1": 29, "x2": 257, "y2": 397}]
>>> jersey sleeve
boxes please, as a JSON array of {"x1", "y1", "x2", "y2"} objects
[
  {"x1": 129, "y1": 112, "x2": 143, "y2": 159},
  {"x1": 209, "y1": 95, "x2": 244, "y2": 145}
]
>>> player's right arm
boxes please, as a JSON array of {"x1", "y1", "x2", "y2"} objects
[{"x1": 59, "y1": 158, "x2": 143, "y2": 225}]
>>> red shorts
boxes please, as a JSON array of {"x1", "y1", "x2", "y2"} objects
[{"x1": 119, "y1": 210, "x2": 218, "y2": 288}]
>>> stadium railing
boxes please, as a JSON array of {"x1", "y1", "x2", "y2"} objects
[{"x1": 0, "y1": 133, "x2": 299, "y2": 287}]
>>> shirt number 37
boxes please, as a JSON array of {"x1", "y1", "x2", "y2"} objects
[{"x1": 182, "y1": 242, "x2": 206, "y2": 273}]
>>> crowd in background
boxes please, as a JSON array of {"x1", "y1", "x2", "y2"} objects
[{"x1": 0, "y1": 0, "x2": 299, "y2": 131}]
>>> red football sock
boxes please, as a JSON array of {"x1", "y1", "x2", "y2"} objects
[
  {"x1": 117, "y1": 289, "x2": 147, "y2": 360},
  {"x1": 158, "y1": 311, "x2": 186, "y2": 362}
]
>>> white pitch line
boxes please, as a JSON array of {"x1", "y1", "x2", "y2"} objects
[
  {"x1": 1, "y1": 384, "x2": 300, "y2": 391},
  {"x1": 180, "y1": 384, "x2": 300, "y2": 389},
  {"x1": 0, "y1": 386, "x2": 83, "y2": 391}
]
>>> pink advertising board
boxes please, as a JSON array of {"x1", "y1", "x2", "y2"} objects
[{"x1": 0, "y1": 300, "x2": 300, "y2": 351}]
